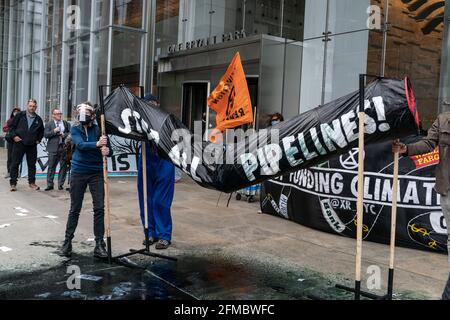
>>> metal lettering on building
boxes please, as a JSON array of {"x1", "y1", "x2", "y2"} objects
[{"x1": 167, "y1": 30, "x2": 247, "y2": 54}]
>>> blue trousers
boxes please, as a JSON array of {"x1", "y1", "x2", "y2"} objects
[{"x1": 137, "y1": 145, "x2": 175, "y2": 241}]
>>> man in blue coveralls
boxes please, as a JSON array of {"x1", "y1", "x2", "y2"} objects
[{"x1": 137, "y1": 94, "x2": 175, "y2": 250}]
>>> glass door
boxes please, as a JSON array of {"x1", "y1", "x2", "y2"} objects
[{"x1": 182, "y1": 82, "x2": 209, "y2": 132}]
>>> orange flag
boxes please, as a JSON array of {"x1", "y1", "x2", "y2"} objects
[{"x1": 207, "y1": 52, "x2": 253, "y2": 134}]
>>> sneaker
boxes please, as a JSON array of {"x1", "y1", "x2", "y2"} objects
[
  {"x1": 142, "y1": 237, "x2": 156, "y2": 246},
  {"x1": 58, "y1": 185, "x2": 64, "y2": 191},
  {"x1": 45, "y1": 186, "x2": 54, "y2": 191},
  {"x1": 155, "y1": 239, "x2": 171, "y2": 250},
  {"x1": 10, "y1": 185, "x2": 17, "y2": 192},
  {"x1": 29, "y1": 183, "x2": 40, "y2": 191}
]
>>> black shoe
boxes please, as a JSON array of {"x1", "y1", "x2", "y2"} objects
[
  {"x1": 155, "y1": 239, "x2": 171, "y2": 250},
  {"x1": 58, "y1": 240, "x2": 72, "y2": 257},
  {"x1": 142, "y1": 237, "x2": 156, "y2": 246},
  {"x1": 58, "y1": 185, "x2": 64, "y2": 191},
  {"x1": 66, "y1": 187, "x2": 70, "y2": 192},
  {"x1": 94, "y1": 240, "x2": 108, "y2": 259},
  {"x1": 45, "y1": 186, "x2": 54, "y2": 191}
]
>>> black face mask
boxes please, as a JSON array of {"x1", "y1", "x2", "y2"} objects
[
  {"x1": 78, "y1": 110, "x2": 94, "y2": 125},
  {"x1": 78, "y1": 116, "x2": 94, "y2": 126},
  {"x1": 79, "y1": 117, "x2": 93, "y2": 125}
]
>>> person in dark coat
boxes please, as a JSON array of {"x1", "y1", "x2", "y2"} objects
[
  {"x1": 9, "y1": 100, "x2": 44, "y2": 191},
  {"x1": 2, "y1": 107, "x2": 21, "y2": 178}
]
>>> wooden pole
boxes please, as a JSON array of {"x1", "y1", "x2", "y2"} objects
[
  {"x1": 100, "y1": 114, "x2": 112, "y2": 264},
  {"x1": 142, "y1": 142, "x2": 150, "y2": 251},
  {"x1": 354, "y1": 74, "x2": 366, "y2": 300},
  {"x1": 387, "y1": 151, "x2": 399, "y2": 299}
]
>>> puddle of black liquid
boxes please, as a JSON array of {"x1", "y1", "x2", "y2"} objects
[{"x1": 0, "y1": 241, "x2": 359, "y2": 300}]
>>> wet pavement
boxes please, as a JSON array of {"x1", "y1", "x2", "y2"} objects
[{"x1": 0, "y1": 240, "x2": 429, "y2": 300}]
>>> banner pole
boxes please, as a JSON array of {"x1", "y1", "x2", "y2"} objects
[
  {"x1": 387, "y1": 151, "x2": 399, "y2": 300},
  {"x1": 142, "y1": 142, "x2": 150, "y2": 251},
  {"x1": 98, "y1": 85, "x2": 112, "y2": 264},
  {"x1": 100, "y1": 113, "x2": 112, "y2": 265},
  {"x1": 354, "y1": 74, "x2": 366, "y2": 300}
]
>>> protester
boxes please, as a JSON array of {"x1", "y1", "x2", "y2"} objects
[
  {"x1": 58, "y1": 102, "x2": 112, "y2": 258},
  {"x1": 2, "y1": 107, "x2": 21, "y2": 178},
  {"x1": 44, "y1": 108, "x2": 71, "y2": 191},
  {"x1": 266, "y1": 112, "x2": 284, "y2": 128},
  {"x1": 138, "y1": 94, "x2": 175, "y2": 250},
  {"x1": 392, "y1": 111, "x2": 450, "y2": 299},
  {"x1": 9, "y1": 100, "x2": 44, "y2": 192}
]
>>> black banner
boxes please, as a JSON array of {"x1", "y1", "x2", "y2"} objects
[
  {"x1": 101, "y1": 77, "x2": 419, "y2": 193},
  {"x1": 261, "y1": 136, "x2": 447, "y2": 253}
]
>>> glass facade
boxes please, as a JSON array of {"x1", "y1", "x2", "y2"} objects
[
  {"x1": 153, "y1": 0, "x2": 448, "y2": 130},
  {"x1": 0, "y1": 0, "x2": 448, "y2": 130},
  {"x1": 0, "y1": 0, "x2": 147, "y2": 123}
]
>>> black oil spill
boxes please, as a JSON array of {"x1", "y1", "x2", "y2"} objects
[
  {"x1": 0, "y1": 252, "x2": 192, "y2": 300},
  {"x1": 0, "y1": 244, "x2": 385, "y2": 300}
]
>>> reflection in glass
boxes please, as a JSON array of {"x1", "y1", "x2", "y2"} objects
[
  {"x1": 155, "y1": 0, "x2": 180, "y2": 57},
  {"x1": 44, "y1": 45, "x2": 62, "y2": 118},
  {"x1": 114, "y1": 0, "x2": 143, "y2": 28},
  {"x1": 95, "y1": 0, "x2": 111, "y2": 29},
  {"x1": 112, "y1": 30, "x2": 142, "y2": 92},
  {"x1": 244, "y1": 0, "x2": 282, "y2": 37},
  {"x1": 91, "y1": 30, "x2": 109, "y2": 104},
  {"x1": 46, "y1": 0, "x2": 64, "y2": 47}
]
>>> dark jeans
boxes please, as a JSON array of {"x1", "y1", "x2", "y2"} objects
[
  {"x1": 6, "y1": 141, "x2": 14, "y2": 173},
  {"x1": 10, "y1": 142, "x2": 37, "y2": 185},
  {"x1": 64, "y1": 172, "x2": 105, "y2": 242},
  {"x1": 47, "y1": 145, "x2": 68, "y2": 188}
]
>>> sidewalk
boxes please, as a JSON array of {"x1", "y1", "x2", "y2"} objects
[{"x1": 0, "y1": 148, "x2": 448, "y2": 300}]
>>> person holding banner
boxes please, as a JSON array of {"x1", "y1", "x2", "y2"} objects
[
  {"x1": 137, "y1": 94, "x2": 175, "y2": 250},
  {"x1": 59, "y1": 102, "x2": 113, "y2": 258},
  {"x1": 137, "y1": 142, "x2": 175, "y2": 250},
  {"x1": 392, "y1": 112, "x2": 450, "y2": 299}
]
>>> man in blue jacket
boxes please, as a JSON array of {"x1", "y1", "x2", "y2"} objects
[
  {"x1": 59, "y1": 102, "x2": 112, "y2": 258},
  {"x1": 138, "y1": 94, "x2": 175, "y2": 250}
]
